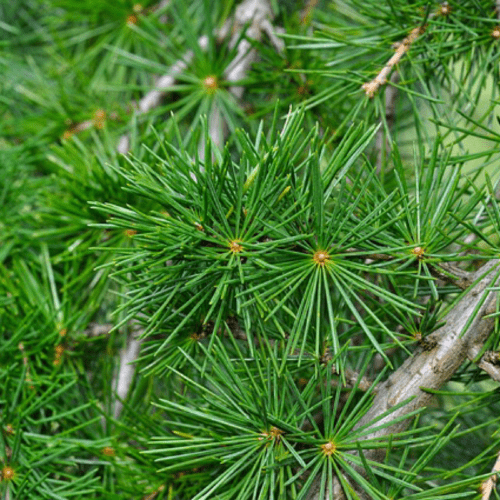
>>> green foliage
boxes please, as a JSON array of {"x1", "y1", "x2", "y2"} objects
[{"x1": 2, "y1": 0, "x2": 500, "y2": 499}]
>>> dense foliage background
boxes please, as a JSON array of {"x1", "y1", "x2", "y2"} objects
[{"x1": 2, "y1": 0, "x2": 500, "y2": 499}]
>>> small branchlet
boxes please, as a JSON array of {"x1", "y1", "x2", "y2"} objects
[
  {"x1": 480, "y1": 450, "x2": 500, "y2": 500},
  {"x1": 362, "y1": 25, "x2": 425, "y2": 98}
]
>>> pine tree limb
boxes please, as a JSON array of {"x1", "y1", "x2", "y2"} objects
[
  {"x1": 201, "y1": 0, "x2": 284, "y2": 157},
  {"x1": 362, "y1": 3, "x2": 453, "y2": 98},
  {"x1": 113, "y1": 332, "x2": 143, "y2": 419},
  {"x1": 481, "y1": 450, "x2": 500, "y2": 500},
  {"x1": 117, "y1": 38, "x2": 207, "y2": 154},
  {"x1": 306, "y1": 259, "x2": 500, "y2": 500},
  {"x1": 468, "y1": 347, "x2": 500, "y2": 383},
  {"x1": 222, "y1": 0, "x2": 284, "y2": 100}
]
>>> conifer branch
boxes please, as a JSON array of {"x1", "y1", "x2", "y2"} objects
[
  {"x1": 201, "y1": 0, "x2": 284, "y2": 155},
  {"x1": 468, "y1": 348, "x2": 500, "y2": 383},
  {"x1": 61, "y1": 0, "x2": 285, "y2": 156},
  {"x1": 113, "y1": 328, "x2": 143, "y2": 419},
  {"x1": 84, "y1": 322, "x2": 115, "y2": 337},
  {"x1": 222, "y1": 0, "x2": 284, "y2": 100},
  {"x1": 307, "y1": 259, "x2": 500, "y2": 499},
  {"x1": 6, "y1": 1, "x2": 500, "y2": 498},
  {"x1": 121, "y1": 0, "x2": 284, "y2": 156},
  {"x1": 481, "y1": 449, "x2": 500, "y2": 500},
  {"x1": 361, "y1": 25, "x2": 425, "y2": 98},
  {"x1": 362, "y1": 3, "x2": 453, "y2": 98},
  {"x1": 117, "y1": 38, "x2": 207, "y2": 154},
  {"x1": 375, "y1": 72, "x2": 399, "y2": 173}
]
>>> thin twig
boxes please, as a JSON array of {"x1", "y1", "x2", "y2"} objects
[
  {"x1": 468, "y1": 347, "x2": 500, "y2": 383},
  {"x1": 84, "y1": 322, "x2": 115, "y2": 337},
  {"x1": 117, "y1": 37, "x2": 208, "y2": 154},
  {"x1": 359, "y1": 247, "x2": 474, "y2": 289},
  {"x1": 375, "y1": 72, "x2": 399, "y2": 173},
  {"x1": 362, "y1": 26, "x2": 424, "y2": 98},
  {"x1": 362, "y1": 3, "x2": 453, "y2": 98},
  {"x1": 222, "y1": 0, "x2": 284, "y2": 99},
  {"x1": 481, "y1": 450, "x2": 500, "y2": 500},
  {"x1": 62, "y1": 109, "x2": 109, "y2": 140},
  {"x1": 201, "y1": 0, "x2": 284, "y2": 158},
  {"x1": 307, "y1": 260, "x2": 500, "y2": 500}
]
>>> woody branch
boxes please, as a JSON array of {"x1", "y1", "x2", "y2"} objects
[{"x1": 306, "y1": 259, "x2": 500, "y2": 499}]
